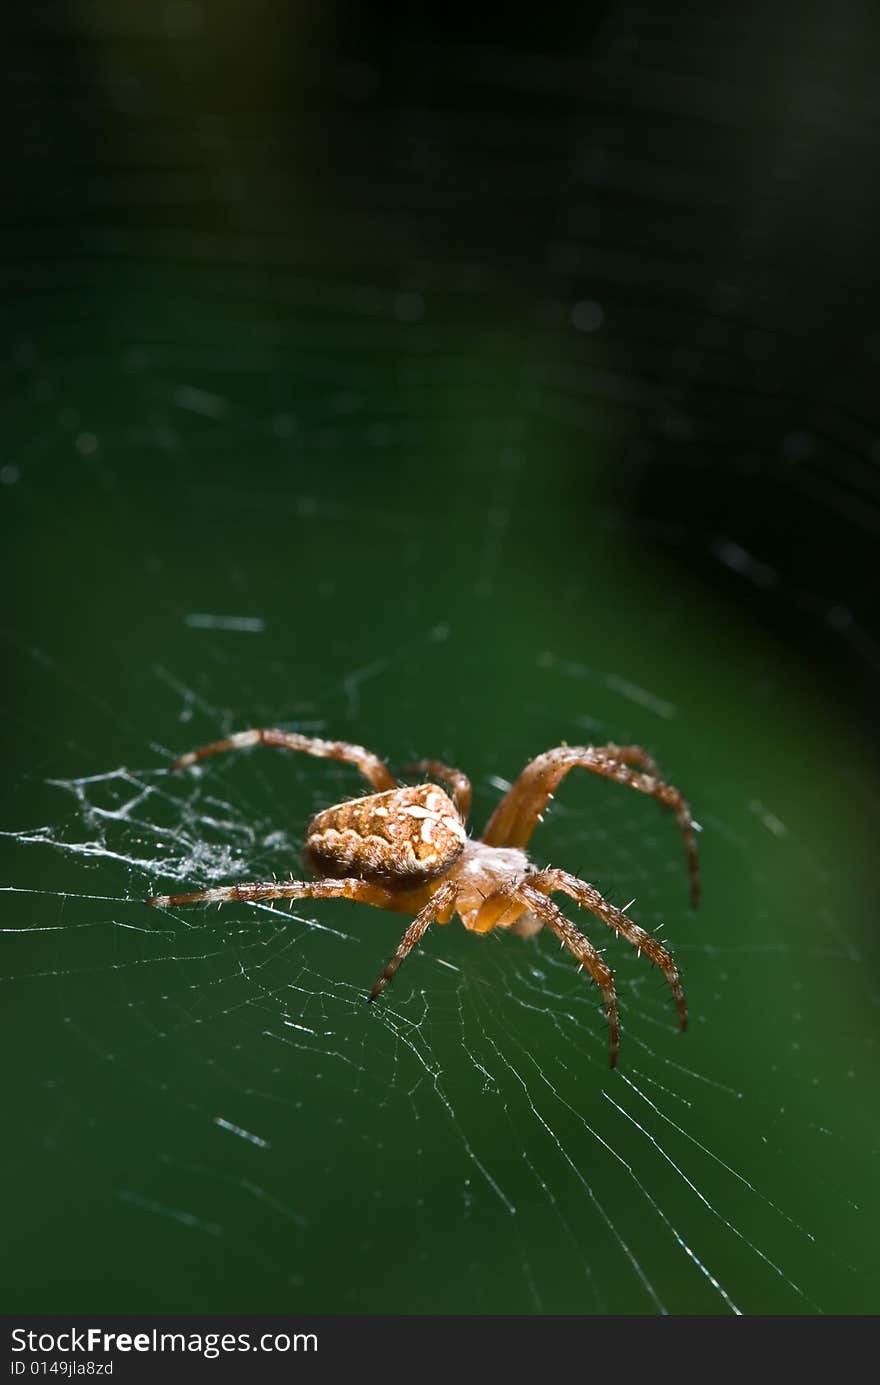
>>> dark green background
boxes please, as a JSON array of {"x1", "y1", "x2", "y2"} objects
[{"x1": 3, "y1": 3, "x2": 879, "y2": 1315}]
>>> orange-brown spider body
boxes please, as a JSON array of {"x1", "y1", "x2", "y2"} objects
[
  {"x1": 147, "y1": 729, "x2": 700, "y2": 1067},
  {"x1": 303, "y1": 783, "x2": 467, "y2": 889}
]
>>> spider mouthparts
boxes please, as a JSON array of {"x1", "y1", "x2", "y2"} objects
[{"x1": 170, "y1": 753, "x2": 195, "y2": 770}]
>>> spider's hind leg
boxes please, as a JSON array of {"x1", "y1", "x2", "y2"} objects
[
  {"x1": 369, "y1": 880, "x2": 459, "y2": 1002},
  {"x1": 400, "y1": 758, "x2": 472, "y2": 820},
  {"x1": 168, "y1": 729, "x2": 396, "y2": 792},
  {"x1": 146, "y1": 877, "x2": 397, "y2": 911}
]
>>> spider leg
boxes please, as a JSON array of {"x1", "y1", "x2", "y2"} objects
[
  {"x1": 369, "y1": 879, "x2": 459, "y2": 1002},
  {"x1": 146, "y1": 877, "x2": 397, "y2": 911},
  {"x1": 525, "y1": 868, "x2": 687, "y2": 1034},
  {"x1": 399, "y1": 758, "x2": 472, "y2": 819},
  {"x1": 510, "y1": 883, "x2": 620, "y2": 1068},
  {"x1": 168, "y1": 729, "x2": 396, "y2": 792},
  {"x1": 481, "y1": 743, "x2": 700, "y2": 906}
]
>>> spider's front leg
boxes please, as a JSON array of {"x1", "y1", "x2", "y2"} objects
[
  {"x1": 482, "y1": 743, "x2": 700, "y2": 906},
  {"x1": 498, "y1": 883, "x2": 620, "y2": 1067},
  {"x1": 525, "y1": 868, "x2": 687, "y2": 1033}
]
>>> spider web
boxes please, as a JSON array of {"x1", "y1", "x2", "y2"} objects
[
  {"x1": 3, "y1": 0, "x2": 880, "y2": 1317},
  {"x1": 3, "y1": 616, "x2": 876, "y2": 1315}
]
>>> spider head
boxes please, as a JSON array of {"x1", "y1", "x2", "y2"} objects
[{"x1": 303, "y1": 783, "x2": 467, "y2": 890}]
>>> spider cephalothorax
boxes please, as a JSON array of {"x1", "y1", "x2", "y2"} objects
[{"x1": 147, "y1": 729, "x2": 699, "y2": 1067}]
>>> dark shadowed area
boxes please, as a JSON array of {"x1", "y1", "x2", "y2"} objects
[{"x1": 3, "y1": 1, "x2": 879, "y2": 1315}]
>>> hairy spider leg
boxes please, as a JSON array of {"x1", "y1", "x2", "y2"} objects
[
  {"x1": 511, "y1": 883, "x2": 621, "y2": 1068},
  {"x1": 481, "y1": 743, "x2": 700, "y2": 906},
  {"x1": 400, "y1": 759, "x2": 472, "y2": 819},
  {"x1": 368, "y1": 879, "x2": 459, "y2": 1002},
  {"x1": 169, "y1": 729, "x2": 397, "y2": 792},
  {"x1": 526, "y1": 867, "x2": 687, "y2": 1033},
  {"x1": 146, "y1": 877, "x2": 399, "y2": 911},
  {"x1": 146, "y1": 876, "x2": 459, "y2": 1004}
]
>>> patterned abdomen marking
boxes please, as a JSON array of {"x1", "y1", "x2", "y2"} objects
[{"x1": 304, "y1": 783, "x2": 467, "y2": 887}]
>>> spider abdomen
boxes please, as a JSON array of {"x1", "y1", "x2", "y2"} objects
[{"x1": 303, "y1": 783, "x2": 467, "y2": 889}]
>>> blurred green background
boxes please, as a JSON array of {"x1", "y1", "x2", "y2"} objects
[{"x1": 3, "y1": 2, "x2": 879, "y2": 1315}]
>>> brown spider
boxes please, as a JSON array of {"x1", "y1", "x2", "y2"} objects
[{"x1": 146, "y1": 730, "x2": 699, "y2": 1067}]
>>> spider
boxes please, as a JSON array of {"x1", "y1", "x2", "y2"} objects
[{"x1": 146, "y1": 730, "x2": 699, "y2": 1067}]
